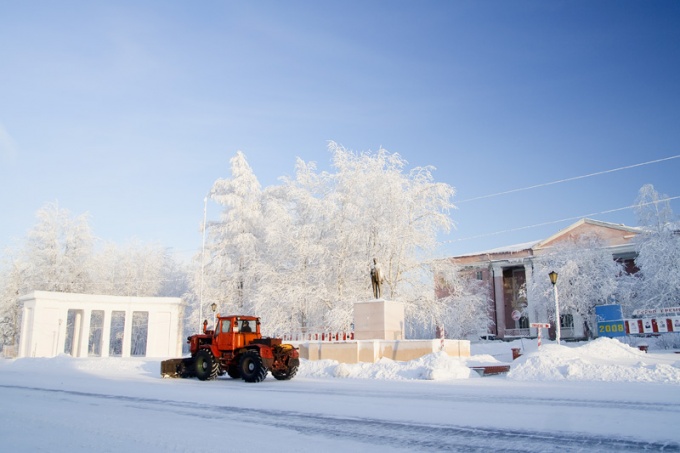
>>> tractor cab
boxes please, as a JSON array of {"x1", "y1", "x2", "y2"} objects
[{"x1": 214, "y1": 315, "x2": 260, "y2": 351}]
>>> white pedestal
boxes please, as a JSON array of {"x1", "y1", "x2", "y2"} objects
[{"x1": 353, "y1": 300, "x2": 404, "y2": 340}]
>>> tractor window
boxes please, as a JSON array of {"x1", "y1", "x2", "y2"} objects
[
  {"x1": 241, "y1": 320, "x2": 253, "y2": 333},
  {"x1": 219, "y1": 320, "x2": 232, "y2": 334}
]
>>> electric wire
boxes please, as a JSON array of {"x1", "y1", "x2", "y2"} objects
[
  {"x1": 445, "y1": 196, "x2": 680, "y2": 244},
  {"x1": 456, "y1": 154, "x2": 680, "y2": 204}
]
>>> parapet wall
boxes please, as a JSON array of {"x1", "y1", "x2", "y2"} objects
[{"x1": 297, "y1": 339, "x2": 470, "y2": 364}]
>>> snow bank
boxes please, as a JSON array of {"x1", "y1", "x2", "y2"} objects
[
  {"x1": 508, "y1": 337, "x2": 680, "y2": 384},
  {"x1": 298, "y1": 351, "x2": 478, "y2": 381},
  {"x1": 3, "y1": 337, "x2": 679, "y2": 385}
]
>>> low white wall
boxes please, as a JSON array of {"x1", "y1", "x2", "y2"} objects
[
  {"x1": 18, "y1": 291, "x2": 183, "y2": 358},
  {"x1": 297, "y1": 339, "x2": 470, "y2": 364}
]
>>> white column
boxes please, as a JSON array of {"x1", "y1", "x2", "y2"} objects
[
  {"x1": 492, "y1": 264, "x2": 506, "y2": 338},
  {"x1": 55, "y1": 308, "x2": 68, "y2": 356},
  {"x1": 72, "y1": 311, "x2": 82, "y2": 357},
  {"x1": 122, "y1": 309, "x2": 133, "y2": 358},
  {"x1": 78, "y1": 309, "x2": 92, "y2": 358},
  {"x1": 524, "y1": 262, "x2": 534, "y2": 335},
  {"x1": 101, "y1": 310, "x2": 111, "y2": 358},
  {"x1": 19, "y1": 304, "x2": 34, "y2": 358}
]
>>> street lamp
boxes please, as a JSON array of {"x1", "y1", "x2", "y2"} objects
[
  {"x1": 210, "y1": 302, "x2": 217, "y2": 329},
  {"x1": 549, "y1": 271, "x2": 560, "y2": 345}
]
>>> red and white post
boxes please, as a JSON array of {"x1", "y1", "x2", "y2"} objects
[{"x1": 531, "y1": 323, "x2": 551, "y2": 348}]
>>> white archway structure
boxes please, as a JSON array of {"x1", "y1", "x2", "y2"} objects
[{"x1": 18, "y1": 291, "x2": 183, "y2": 358}]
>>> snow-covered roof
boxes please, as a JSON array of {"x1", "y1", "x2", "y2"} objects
[{"x1": 458, "y1": 240, "x2": 541, "y2": 258}]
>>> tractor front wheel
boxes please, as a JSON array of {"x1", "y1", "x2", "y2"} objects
[
  {"x1": 194, "y1": 349, "x2": 219, "y2": 381},
  {"x1": 239, "y1": 351, "x2": 268, "y2": 383},
  {"x1": 272, "y1": 363, "x2": 298, "y2": 381}
]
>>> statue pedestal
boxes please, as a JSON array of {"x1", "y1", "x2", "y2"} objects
[{"x1": 353, "y1": 300, "x2": 404, "y2": 340}]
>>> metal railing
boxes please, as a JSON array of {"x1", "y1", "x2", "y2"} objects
[
  {"x1": 282, "y1": 332, "x2": 355, "y2": 342},
  {"x1": 504, "y1": 328, "x2": 531, "y2": 337}
]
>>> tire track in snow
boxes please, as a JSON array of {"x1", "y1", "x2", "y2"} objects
[{"x1": 3, "y1": 384, "x2": 678, "y2": 452}]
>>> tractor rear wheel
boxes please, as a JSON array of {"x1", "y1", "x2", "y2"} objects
[
  {"x1": 272, "y1": 363, "x2": 298, "y2": 381},
  {"x1": 194, "y1": 349, "x2": 219, "y2": 381},
  {"x1": 239, "y1": 351, "x2": 268, "y2": 383}
]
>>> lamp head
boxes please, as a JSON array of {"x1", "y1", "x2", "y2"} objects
[{"x1": 548, "y1": 271, "x2": 558, "y2": 285}]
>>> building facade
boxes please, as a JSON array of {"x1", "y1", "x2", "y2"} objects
[
  {"x1": 449, "y1": 219, "x2": 639, "y2": 340},
  {"x1": 18, "y1": 291, "x2": 183, "y2": 358}
]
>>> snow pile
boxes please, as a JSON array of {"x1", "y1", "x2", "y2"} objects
[
  {"x1": 298, "y1": 351, "x2": 477, "y2": 380},
  {"x1": 3, "y1": 337, "x2": 680, "y2": 385},
  {"x1": 508, "y1": 337, "x2": 680, "y2": 383}
]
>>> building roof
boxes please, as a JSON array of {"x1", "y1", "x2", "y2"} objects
[{"x1": 450, "y1": 218, "x2": 640, "y2": 263}]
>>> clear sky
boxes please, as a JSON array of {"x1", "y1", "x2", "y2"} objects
[{"x1": 1, "y1": 1, "x2": 678, "y2": 261}]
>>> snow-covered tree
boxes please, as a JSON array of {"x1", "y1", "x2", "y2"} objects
[
  {"x1": 22, "y1": 202, "x2": 94, "y2": 293},
  {"x1": 527, "y1": 234, "x2": 624, "y2": 337},
  {"x1": 93, "y1": 240, "x2": 180, "y2": 297},
  {"x1": 256, "y1": 158, "x2": 334, "y2": 334},
  {"x1": 203, "y1": 151, "x2": 266, "y2": 319},
  {"x1": 197, "y1": 146, "x2": 456, "y2": 336},
  {"x1": 407, "y1": 259, "x2": 492, "y2": 339},
  {"x1": 0, "y1": 253, "x2": 27, "y2": 352},
  {"x1": 633, "y1": 184, "x2": 680, "y2": 309}
]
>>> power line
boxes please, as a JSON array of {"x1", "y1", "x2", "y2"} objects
[
  {"x1": 445, "y1": 195, "x2": 680, "y2": 244},
  {"x1": 457, "y1": 154, "x2": 680, "y2": 204}
]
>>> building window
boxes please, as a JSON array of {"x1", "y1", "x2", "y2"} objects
[
  {"x1": 476, "y1": 271, "x2": 483, "y2": 280},
  {"x1": 560, "y1": 314, "x2": 574, "y2": 328},
  {"x1": 519, "y1": 316, "x2": 529, "y2": 329}
]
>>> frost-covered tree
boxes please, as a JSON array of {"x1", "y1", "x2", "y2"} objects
[
  {"x1": 633, "y1": 184, "x2": 680, "y2": 309},
  {"x1": 203, "y1": 151, "x2": 266, "y2": 319},
  {"x1": 327, "y1": 142, "x2": 455, "y2": 302},
  {"x1": 22, "y1": 202, "x2": 94, "y2": 293},
  {"x1": 197, "y1": 146, "x2": 456, "y2": 336},
  {"x1": 527, "y1": 234, "x2": 624, "y2": 337},
  {"x1": 407, "y1": 260, "x2": 492, "y2": 339},
  {"x1": 93, "y1": 240, "x2": 180, "y2": 297},
  {"x1": 0, "y1": 253, "x2": 27, "y2": 352},
  {"x1": 256, "y1": 158, "x2": 334, "y2": 334}
]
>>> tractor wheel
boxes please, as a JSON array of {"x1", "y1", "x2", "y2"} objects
[
  {"x1": 226, "y1": 365, "x2": 240, "y2": 379},
  {"x1": 272, "y1": 364, "x2": 298, "y2": 381},
  {"x1": 194, "y1": 349, "x2": 219, "y2": 381},
  {"x1": 239, "y1": 351, "x2": 268, "y2": 383}
]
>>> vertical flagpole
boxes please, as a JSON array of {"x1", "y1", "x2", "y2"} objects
[{"x1": 199, "y1": 196, "x2": 208, "y2": 331}]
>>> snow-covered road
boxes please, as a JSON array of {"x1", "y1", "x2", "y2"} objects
[{"x1": 2, "y1": 355, "x2": 679, "y2": 452}]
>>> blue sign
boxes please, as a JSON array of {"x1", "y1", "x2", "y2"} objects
[{"x1": 596, "y1": 304, "x2": 626, "y2": 338}]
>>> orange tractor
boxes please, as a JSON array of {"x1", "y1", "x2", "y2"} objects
[{"x1": 161, "y1": 315, "x2": 299, "y2": 383}]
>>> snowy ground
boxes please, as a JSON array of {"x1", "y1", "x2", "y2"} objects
[{"x1": 1, "y1": 337, "x2": 680, "y2": 452}]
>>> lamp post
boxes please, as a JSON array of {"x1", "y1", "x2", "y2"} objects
[
  {"x1": 211, "y1": 302, "x2": 217, "y2": 329},
  {"x1": 549, "y1": 271, "x2": 560, "y2": 345}
]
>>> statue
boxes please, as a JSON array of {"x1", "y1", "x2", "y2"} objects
[{"x1": 370, "y1": 258, "x2": 384, "y2": 299}]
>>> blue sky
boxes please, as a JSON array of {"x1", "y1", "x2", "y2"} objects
[{"x1": 1, "y1": 1, "x2": 678, "y2": 260}]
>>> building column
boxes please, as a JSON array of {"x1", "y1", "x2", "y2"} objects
[
  {"x1": 72, "y1": 311, "x2": 82, "y2": 357},
  {"x1": 78, "y1": 309, "x2": 92, "y2": 358},
  {"x1": 523, "y1": 261, "x2": 534, "y2": 335},
  {"x1": 101, "y1": 310, "x2": 111, "y2": 358},
  {"x1": 122, "y1": 309, "x2": 133, "y2": 358},
  {"x1": 492, "y1": 264, "x2": 506, "y2": 338},
  {"x1": 55, "y1": 308, "x2": 68, "y2": 356}
]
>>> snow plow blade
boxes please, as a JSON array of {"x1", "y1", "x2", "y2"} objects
[{"x1": 161, "y1": 358, "x2": 195, "y2": 378}]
